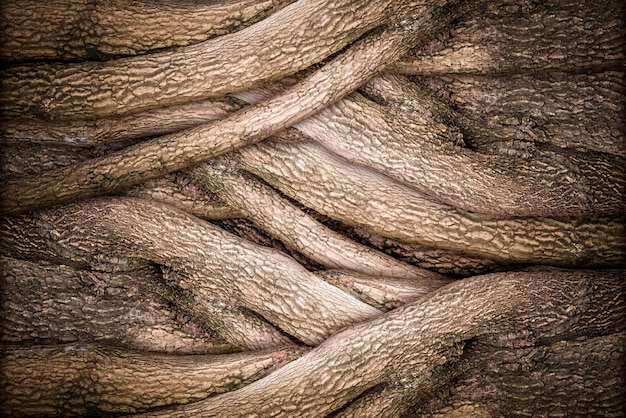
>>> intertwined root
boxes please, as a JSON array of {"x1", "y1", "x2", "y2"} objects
[{"x1": 0, "y1": 0, "x2": 624, "y2": 416}]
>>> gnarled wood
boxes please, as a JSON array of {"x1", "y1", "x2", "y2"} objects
[
  {"x1": 1, "y1": 0, "x2": 623, "y2": 414},
  {"x1": 317, "y1": 270, "x2": 452, "y2": 311},
  {"x1": 0, "y1": 27, "x2": 411, "y2": 215},
  {"x1": 348, "y1": 228, "x2": 504, "y2": 276},
  {"x1": 124, "y1": 176, "x2": 240, "y2": 221},
  {"x1": 235, "y1": 139, "x2": 625, "y2": 266},
  {"x1": 0, "y1": 256, "x2": 231, "y2": 354},
  {"x1": 132, "y1": 270, "x2": 625, "y2": 417},
  {"x1": 0, "y1": 343, "x2": 307, "y2": 416},
  {"x1": 390, "y1": 0, "x2": 625, "y2": 75},
  {"x1": 0, "y1": 0, "x2": 283, "y2": 62},
  {"x1": 0, "y1": 0, "x2": 393, "y2": 119},
  {"x1": 409, "y1": 332, "x2": 626, "y2": 417},
  {"x1": 418, "y1": 71, "x2": 625, "y2": 156},
  {"x1": 1, "y1": 197, "x2": 381, "y2": 346},
  {"x1": 189, "y1": 161, "x2": 447, "y2": 281},
  {"x1": 0, "y1": 97, "x2": 243, "y2": 147},
  {"x1": 235, "y1": 74, "x2": 625, "y2": 216},
  {"x1": 297, "y1": 77, "x2": 625, "y2": 217}
]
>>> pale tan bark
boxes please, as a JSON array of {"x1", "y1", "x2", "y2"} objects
[
  {"x1": 0, "y1": 97, "x2": 242, "y2": 147},
  {"x1": 124, "y1": 177, "x2": 241, "y2": 220},
  {"x1": 0, "y1": 141, "x2": 238, "y2": 218},
  {"x1": 0, "y1": 1, "x2": 623, "y2": 414},
  {"x1": 0, "y1": 27, "x2": 411, "y2": 215},
  {"x1": 317, "y1": 270, "x2": 452, "y2": 311},
  {"x1": 0, "y1": 343, "x2": 307, "y2": 416},
  {"x1": 0, "y1": 0, "x2": 394, "y2": 119},
  {"x1": 189, "y1": 161, "x2": 448, "y2": 281},
  {"x1": 349, "y1": 228, "x2": 504, "y2": 276},
  {"x1": 132, "y1": 269, "x2": 625, "y2": 417},
  {"x1": 158, "y1": 266, "x2": 295, "y2": 350},
  {"x1": 1, "y1": 197, "x2": 381, "y2": 346},
  {"x1": 0, "y1": 0, "x2": 283, "y2": 62},
  {"x1": 235, "y1": 74, "x2": 625, "y2": 216},
  {"x1": 336, "y1": 332, "x2": 626, "y2": 417},
  {"x1": 296, "y1": 78, "x2": 625, "y2": 217},
  {"x1": 235, "y1": 139, "x2": 625, "y2": 266}
]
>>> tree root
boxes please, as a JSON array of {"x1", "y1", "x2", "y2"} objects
[
  {"x1": 157, "y1": 266, "x2": 295, "y2": 350},
  {"x1": 124, "y1": 177, "x2": 241, "y2": 221},
  {"x1": 348, "y1": 228, "x2": 504, "y2": 276},
  {"x1": 0, "y1": 343, "x2": 307, "y2": 416},
  {"x1": 0, "y1": 0, "x2": 284, "y2": 62},
  {"x1": 296, "y1": 75, "x2": 625, "y2": 217},
  {"x1": 317, "y1": 270, "x2": 452, "y2": 311},
  {"x1": 131, "y1": 269, "x2": 625, "y2": 417},
  {"x1": 418, "y1": 71, "x2": 625, "y2": 156},
  {"x1": 234, "y1": 138, "x2": 625, "y2": 266},
  {"x1": 1, "y1": 197, "x2": 381, "y2": 346},
  {"x1": 189, "y1": 161, "x2": 447, "y2": 281},
  {"x1": 0, "y1": 27, "x2": 410, "y2": 215},
  {"x1": 234, "y1": 73, "x2": 625, "y2": 216},
  {"x1": 0, "y1": 97, "x2": 242, "y2": 147},
  {"x1": 0, "y1": 0, "x2": 393, "y2": 118},
  {"x1": 388, "y1": 0, "x2": 625, "y2": 76},
  {"x1": 410, "y1": 332, "x2": 626, "y2": 416},
  {"x1": 0, "y1": 256, "x2": 231, "y2": 354}
]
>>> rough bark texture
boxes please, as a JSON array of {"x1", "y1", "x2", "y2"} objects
[
  {"x1": 0, "y1": 0, "x2": 285, "y2": 62},
  {"x1": 131, "y1": 270, "x2": 626, "y2": 417},
  {"x1": 0, "y1": 343, "x2": 306, "y2": 416},
  {"x1": 1, "y1": 0, "x2": 624, "y2": 416},
  {"x1": 390, "y1": 0, "x2": 625, "y2": 75}
]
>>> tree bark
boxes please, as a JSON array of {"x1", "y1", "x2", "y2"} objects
[
  {"x1": 129, "y1": 270, "x2": 625, "y2": 417},
  {"x1": 0, "y1": 0, "x2": 284, "y2": 62},
  {"x1": 1, "y1": 0, "x2": 624, "y2": 416}
]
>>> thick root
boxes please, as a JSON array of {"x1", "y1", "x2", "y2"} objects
[
  {"x1": 0, "y1": 28, "x2": 410, "y2": 215},
  {"x1": 235, "y1": 138, "x2": 625, "y2": 266},
  {"x1": 190, "y1": 161, "x2": 446, "y2": 281},
  {"x1": 1, "y1": 197, "x2": 381, "y2": 346},
  {"x1": 0, "y1": 0, "x2": 283, "y2": 62},
  {"x1": 0, "y1": 343, "x2": 307, "y2": 416},
  {"x1": 0, "y1": 0, "x2": 392, "y2": 118},
  {"x1": 132, "y1": 269, "x2": 625, "y2": 417},
  {"x1": 389, "y1": 0, "x2": 625, "y2": 76},
  {"x1": 0, "y1": 97, "x2": 242, "y2": 147},
  {"x1": 0, "y1": 256, "x2": 231, "y2": 354},
  {"x1": 317, "y1": 270, "x2": 453, "y2": 311}
]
